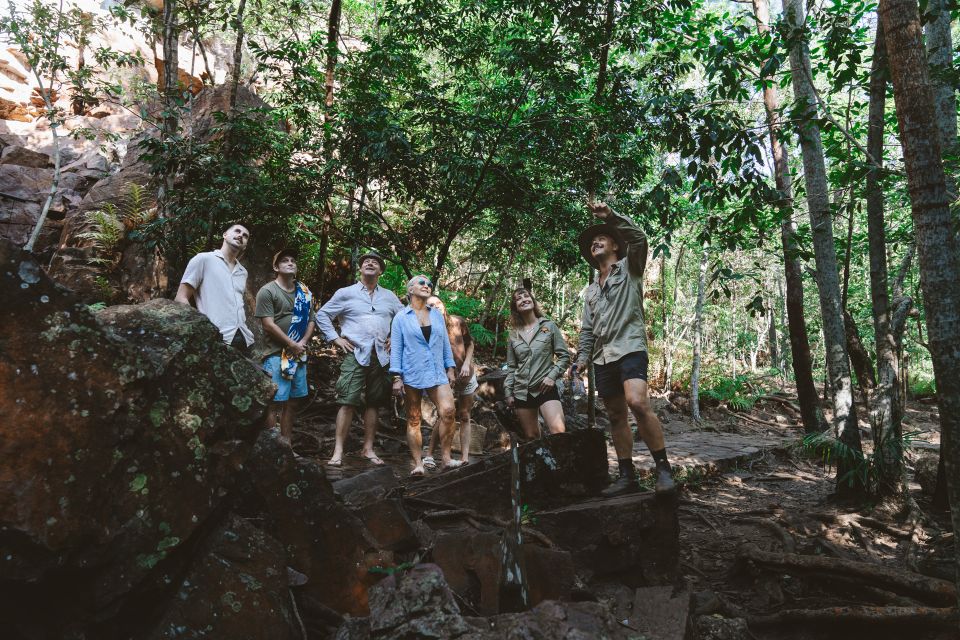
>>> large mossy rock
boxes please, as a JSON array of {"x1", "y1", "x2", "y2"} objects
[{"x1": 0, "y1": 239, "x2": 275, "y2": 634}]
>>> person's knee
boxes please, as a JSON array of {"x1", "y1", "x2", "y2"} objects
[
  {"x1": 438, "y1": 404, "x2": 456, "y2": 423},
  {"x1": 457, "y1": 407, "x2": 471, "y2": 424},
  {"x1": 406, "y1": 414, "x2": 422, "y2": 431}
]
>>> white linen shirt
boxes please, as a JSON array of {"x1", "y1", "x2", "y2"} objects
[
  {"x1": 180, "y1": 249, "x2": 253, "y2": 346},
  {"x1": 315, "y1": 282, "x2": 403, "y2": 367}
]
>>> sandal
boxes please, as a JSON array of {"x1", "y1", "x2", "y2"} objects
[
  {"x1": 326, "y1": 459, "x2": 343, "y2": 467},
  {"x1": 363, "y1": 453, "x2": 385, "y2": 466},
  {"x1": 422, "y1": 456, "x2": 437, "y2": 469}
]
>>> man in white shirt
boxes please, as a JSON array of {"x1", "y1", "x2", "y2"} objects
[
  {"x1": 316, "y1": 251, "x2": 402, "y2": 466},
  {"x1": 174, "y1": 222, "x2": 254, "y2": 351}
]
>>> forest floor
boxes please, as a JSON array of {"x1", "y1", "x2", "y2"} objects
[{"x1": 291, "y1": 347, "x2": 957, "y2": 639}]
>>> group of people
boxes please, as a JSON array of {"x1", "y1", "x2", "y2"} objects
[{"x1": 174, "y1": 201, "x2": 675, "y2": 496}]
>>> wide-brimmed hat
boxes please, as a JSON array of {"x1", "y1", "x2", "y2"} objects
[
  {"x1": 358, "y1": 250, "x2": 386, "y2": 272},
  {"x1": 272, "y1": 247, "x2": 298, "y2": 268},
  {"x1": 577, "y1": 223, "x2": 625, "y2": 267}
]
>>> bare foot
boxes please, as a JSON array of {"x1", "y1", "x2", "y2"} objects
[{"x1": 410, "y1": 466, "x2": 425, "y2": 476}]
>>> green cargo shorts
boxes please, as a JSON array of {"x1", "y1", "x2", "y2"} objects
[{"x1": 335, "y1": 353, "x2": 391, "y2": 409}]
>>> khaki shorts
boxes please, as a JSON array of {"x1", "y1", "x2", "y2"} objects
[{"x1": 335, "y1": 353, "x2": 391, "y2": 409}]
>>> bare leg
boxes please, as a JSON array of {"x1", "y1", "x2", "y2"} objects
[
  {"x1": 603, "y1": 395, "x2": 635, "y2": 460},
  {"x1": 265, "y1": 404, "x2": 278, "y2": 431},
  {"x1": 539, "y1": 399, "x2": 566, "y2": 434},
  {"x1": 457, "y1": 393, "x2": 475, "y2": 462},
  {"x1": 405, "y1": 386, "x2": 425, "y2": 474},
  {"x1": 623, "y1": 379, "x2": 665, "y2": 452},
  {"x1": 279, "y1": 399, "x2": 299, "y2": 443},
  {"x1": 515, "y1": 406, "x2": 541, "y2": 439},
  {"x1": 425, "y1": 420, "x2": 438, "y2": 458},
  {"x1": 361, "y1": 406, "x2": 381, "y2": 460},
  {"x1": 329, "y1": 404, "x2": 356, "y2": 464},
  {"x1": 426, "y1": 384, "x2": 457, "y2": 466}
]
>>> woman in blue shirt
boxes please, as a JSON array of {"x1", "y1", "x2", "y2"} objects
[{"x1": 390, "y1": 275, "x2": 461, "y2": 475}]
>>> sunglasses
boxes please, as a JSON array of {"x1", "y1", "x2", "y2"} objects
[{"x1": 417, "y1": 278, "x2": 434, "y2": 289}]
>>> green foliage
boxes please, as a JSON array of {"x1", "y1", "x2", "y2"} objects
[
  {"x1": 799, "y1": 429, "x2": 924, "y2": 494},
  {"x1": 79, "y1": 205, "x2": 124, "y2": 265},
  {"x1": 909, "y1": 374, "x2": 937, "y2": 399},
  {"x1": 700, "y1": 372, "x2": 761, "y2": 411},
  {"x1": 470, "y1": 323, "x2": 498, "y2": 347}
]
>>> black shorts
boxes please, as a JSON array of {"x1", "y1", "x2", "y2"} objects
[
  {"x1": 594, "y1": 351, "x2": 648, "y2": 399},
  {"x1": 514, "y1": 386, "x2": 561, "y2": 409}
]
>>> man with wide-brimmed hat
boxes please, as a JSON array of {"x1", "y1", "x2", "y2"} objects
[
  {"x1": 254, "y1": 247, "x2": 315, "y2": 444},
  {"x1": 316, "y1": 250, "x2": 402, "y2": 467},
  {"x1": 573, "y1": 202, "x2": 675, "y2": 496}
]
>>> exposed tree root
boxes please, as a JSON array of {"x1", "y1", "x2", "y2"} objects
[
  {"x1": 418, "y1": 507, "x2": 560, "y2": 550},
  {"x1": 733, "y1": 517, "x2": 796, "y2": 553},
  {"x1": 747, "y1": 605, "x2": 958, "y2": 628},
  {"x1": 738, "y1": 543, "x2": 957, "y2": 606}
]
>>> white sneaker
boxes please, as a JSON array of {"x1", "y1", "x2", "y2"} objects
[{"x1": 422, "y1": 456, "x2": 437, "y2": 469}]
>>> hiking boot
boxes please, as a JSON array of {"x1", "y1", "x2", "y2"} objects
[
  {"x1": 655, "y1": 462, "x2": 676, "y2": 496},
  {"x1": 601, "y1": 475, "x2": 638, "y2": 497}
]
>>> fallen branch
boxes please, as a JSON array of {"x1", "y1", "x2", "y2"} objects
[
  {"x1": 748, "y1": 605, "x2": 958, "y2": 628},
  {"x1": 723, "y1": 407, "x2": 796, "y2": 430},
  {"x1": 738, "y1": 544, "x2": 957, "y2": 606},
  {"x1": 734, "y1": 517, "x2": 796, "y2": 553},
  {"x1": 756, "y1": 395, "x2": 803, "y2": 415}
]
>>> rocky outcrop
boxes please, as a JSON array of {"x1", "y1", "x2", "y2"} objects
[
  {"x1": 336, "y1": 563, "x2": 642, "y2": 640},
  {"x1": 0, "y1": 239, "x2": 387, "y2": 638}
]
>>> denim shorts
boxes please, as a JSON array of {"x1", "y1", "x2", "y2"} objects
[{"x1": 263, "y1": 354, "x2": 308, "y2": 402}]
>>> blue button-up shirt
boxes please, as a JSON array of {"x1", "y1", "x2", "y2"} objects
[
  {"x1": 316, "y1": 282, "x2": 403, "y2": 367},
  {"x1": 389, "y1": 306, "x2": 455, "y2": 389}
]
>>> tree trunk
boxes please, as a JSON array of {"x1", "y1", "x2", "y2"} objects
[
  {"x1": 785, "y1": 0, "x2": 864, "y2": 495},
  {"x1": 752, "y1": 0, "x2": 828, "y2": 434},
  {"x1": 228, "y1": 0, "x2": 247, "y2": 112},
  {"x1": 924, "y1": 0, "x2": 957, "y2": 196},
  {"x1": 844, "y1": 309, "x2": 877, "y2": 393},
  {"x1": 316, "y1": 0, "x2": 343, "y2": 301},
  {"x1": 880, "y1": 0, "x2": 960, "y2": 610},
  {"x1": 923, "y1": 0, "x2": 957, "y2": 508},
  {"x1": 159, "y1": 0, "x2": 179, "y2": 219},
  {"x1": 691, "y1": 245, "x2": 708, "y2": 423},
  {"x1": 24, "y1": 82, "x2": 59, "y2": 252},
  {"x1": 865, "y1": 21, "x2": 909, "y2": 498}
]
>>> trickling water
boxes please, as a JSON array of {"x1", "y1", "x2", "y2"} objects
[{"x1": 498, "y1": 431, "x2": 529, "y2": 612}]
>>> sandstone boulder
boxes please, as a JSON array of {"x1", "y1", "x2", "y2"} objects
[
  {"x1": 0, "y1": 144, "x2": 51, "y2": 167},
  {"x1": 0, "y1": 240, "x2": 275, "y2": 634}
]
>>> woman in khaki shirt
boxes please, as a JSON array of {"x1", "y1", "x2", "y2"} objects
[{"x1": 504, "y1": 288, "x2": 570, "y2": 438}]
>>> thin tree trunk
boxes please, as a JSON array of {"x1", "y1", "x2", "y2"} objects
[
  {"x1": 752, "y1": 0, "x2": 828, "y2": 434},
  {"x1": 316, "y1": 0, "x2": 343, "y2": 300},
  {"x1": 25, "y1": 82, "x2": 60, "y2": 252},
  {"x1": 785, "y1": 0, "x2": 863, "y2": 495},
  {"x1": 866, "y1": 21, "x2": 910, "y2": 498},
  {"x1": 228, "y1": 0, "x2": 247, "y2": 112},
  {"x1": 159, "y1": 0, "x2": 178, "y2": 220},
  {"x1": 691, "y1": 245, "x2": 708, "y2": 423},
  {"x1": 880, "y1": 0, "x2": 960, "y2": 611}
]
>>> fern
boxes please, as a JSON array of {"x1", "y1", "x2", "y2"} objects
[{"x1": 78, "y1": 205, "x2": 124, "y2": 262}]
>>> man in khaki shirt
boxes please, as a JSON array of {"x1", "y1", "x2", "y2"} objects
[{"x1": 573, "y1": 202, "x2": 675, "y2": 496}]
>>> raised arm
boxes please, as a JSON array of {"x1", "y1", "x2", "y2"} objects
[{"x1": 589, "y1": 201, "x2": 648, "y2": 277}]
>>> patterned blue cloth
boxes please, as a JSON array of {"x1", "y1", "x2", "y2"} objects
[
  {"x1": 389, "y1": 306, "x2": 455, "y2": 389},
  {"x1": 281, "y1": 282, "x2": 313, "y2": 380}
]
